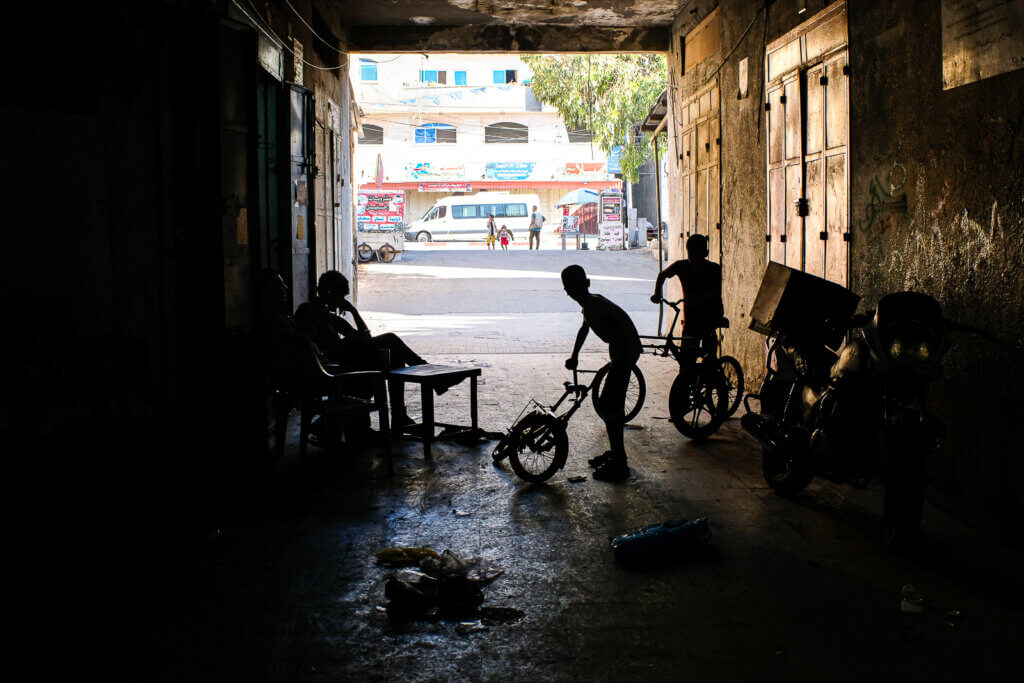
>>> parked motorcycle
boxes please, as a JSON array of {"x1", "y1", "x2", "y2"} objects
[{"x1": 742, "y1": 266, "x2": 951, "y2": 548}]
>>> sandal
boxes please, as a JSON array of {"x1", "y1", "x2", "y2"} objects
[
  {"x1": 588, "y1": 451, "x2": 613, "y2": 468},
  {"x1": 593, "y1": 459, "x2": 630, "y2": 483}
]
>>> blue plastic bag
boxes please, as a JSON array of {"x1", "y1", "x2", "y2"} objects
[{"x1": 610, "y1": 517, "x2": 712, "y2": 568}]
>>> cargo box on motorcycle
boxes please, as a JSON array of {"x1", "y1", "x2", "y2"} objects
[{"x1": 749, "y1": 263, "x2": 860, "y2": 347}]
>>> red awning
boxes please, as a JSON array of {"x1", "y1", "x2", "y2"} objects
[{"x1": 359, "y1": 180, "x2": 622, "y2": 191}]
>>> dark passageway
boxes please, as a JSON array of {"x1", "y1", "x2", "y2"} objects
[{"x1": 2, "y1": 0, "x2": 1023, "y2": 680}]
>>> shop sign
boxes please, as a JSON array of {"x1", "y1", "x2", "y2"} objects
[
  {"x1": 485, "y1": 161, "x2": 536, "y2": 180},
  {"x1": 356, "y1": 190, "x2": 405, "y2": 227},
  {"x1": 562, "y1": 161, "x2": 608, "y2": 178},
  {"x1": 419, "y1": 182, "x2": 472, "y2": 192},
  {"x1": 607, "y1": 147, "x2": 622, "y2": 175},
  {"x1": 406, "y1": 162, "x2": 465, "y2": 180}
]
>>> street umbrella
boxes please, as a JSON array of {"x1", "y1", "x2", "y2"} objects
[
  {"x1": 374, "y1": 153, "x2": 384, "y2": 189},
  {"x1": 555, "y1": 187, "x2": 599, "y2": 207}
]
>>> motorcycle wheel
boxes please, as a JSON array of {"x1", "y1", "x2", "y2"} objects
[
  {"x1": 883, "y1": 438, "x2": 927, "y2": 551},
  {"x1": 591, "y1": 363, "x2": 646, "y2": 423},
  {"x1": 507, "y1": 412, "x2": 568, "y2": 484},
  {"x1": 669, "y1": 363, "x2": 728, "y2": 440},
  {"x1": 761, "y1": 443, "x2": 814, "y2": 496}
]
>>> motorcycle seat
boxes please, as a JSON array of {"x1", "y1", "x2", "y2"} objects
[{"x1": 717, "y1": 317, "x2": 730, "y2": 329}]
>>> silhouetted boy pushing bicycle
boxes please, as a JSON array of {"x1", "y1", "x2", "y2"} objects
[{"x1": 563, "y1": 265, "x2": 642, "y2": 482}]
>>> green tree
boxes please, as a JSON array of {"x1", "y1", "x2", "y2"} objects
[{"x1": 522, "y1": 54, "x2": 667, "y2": 183}]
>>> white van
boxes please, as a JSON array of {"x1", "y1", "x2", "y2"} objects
[{"x1": 404, "y1": 192, "x2": 540, "y2": 242}]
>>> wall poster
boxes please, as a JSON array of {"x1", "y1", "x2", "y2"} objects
[
  {"x1": 356, "y1": 190, "x2": 405, "y2": 229},
  {"x1": 942, "y1": 0, "x2": 1024, "y2": 89}
]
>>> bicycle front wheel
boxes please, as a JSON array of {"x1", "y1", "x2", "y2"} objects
[
  {"x1": 592, "y1": 364, "x2": 646, "y2": 423},
  {"x1": 669, "y1": 363, "x2": 728, "y2": 440},
  {"x1": 507, "y1": 412, "x2": 568, "y2": 483}
]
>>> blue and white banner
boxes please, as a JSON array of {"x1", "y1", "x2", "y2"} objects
[{"x1": 485, "y1": 161, "x2": 536, "y2": 181}]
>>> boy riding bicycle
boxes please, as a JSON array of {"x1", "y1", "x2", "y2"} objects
[{"x1": 651, "y1": 234, "x2": 723, "y2": 364}]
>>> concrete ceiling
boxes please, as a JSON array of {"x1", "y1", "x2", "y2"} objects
[
  {"x1": 336, "y1": 1, "x2": 684, "y2": 28},
  {"x1": 335, "y1": 0, "x2": 686, "y2": 52}
]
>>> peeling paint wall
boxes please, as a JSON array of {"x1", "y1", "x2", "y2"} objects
[{"x1": 667, "y1": 0, "x2": 1024, "y2": 522}]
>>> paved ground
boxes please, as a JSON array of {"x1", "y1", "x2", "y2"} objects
[
  {"x1": 357, "y1": 246, "x2": 661, "y2": 354},
  {"x1": 93, "y1": 249, "x2": 1024, "y2": 680}
]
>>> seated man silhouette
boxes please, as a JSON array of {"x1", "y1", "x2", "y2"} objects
[
  {"x1": 296, "y1": 270, "x2": 427, "y2": 425},
  {"x1": 651, "y1": 234, "x2": 723, "y2": 363},
  {"x1": 562, "y1": 265, "x2": 642, "y2": 482}
]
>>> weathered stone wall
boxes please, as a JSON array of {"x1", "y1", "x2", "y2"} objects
[
  {"x1": 847, "y1": 1, "x2": 1024, "y2": 521},
  {"x1": 667, "y1": 0, "x2": 1024, "y2": 522},
  {"x1": 667, "y1": 0, "x2": 772, "y2": 369}
]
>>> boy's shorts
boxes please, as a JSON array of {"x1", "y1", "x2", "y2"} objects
[
  {"x1": 500, "y1": 236, "x2": 509, "y2": 246},
  {"x1": 487, "y1": 234, "x2": 496, "y2": 245}
]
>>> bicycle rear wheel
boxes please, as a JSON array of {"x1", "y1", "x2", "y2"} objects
[
  {"x1": 592, "y1": 364, "x2": 646, "y2": 423},
  {"x1": 507, "y1": 412, "x2": 568, "y2": 483},
  {"x1": 669, "y1": 363, "x2": 728, "y2": 440},
  {"x1": 717, "y1": 355, "x2": 744, "y2": 417}
]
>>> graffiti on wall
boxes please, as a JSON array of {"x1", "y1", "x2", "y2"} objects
[
  {"x1": 868, "y1": 166, "x2": 1007, "y2": 297},
  {"x1": 854, "y1": 144, "x2": 913, "y2": 237}
]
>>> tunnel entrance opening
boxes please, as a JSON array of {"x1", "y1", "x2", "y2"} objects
[{"x1": 350, "y1": 50, "x2": 665, "y2": 359}]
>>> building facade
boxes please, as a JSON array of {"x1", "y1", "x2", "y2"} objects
[{"x1": 350, "y1": 53, "x2": 620, "y2": 228}]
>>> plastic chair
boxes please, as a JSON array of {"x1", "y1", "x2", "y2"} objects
[{"x1": 271, "y1": 333, "x2": 391, "y2": 468}]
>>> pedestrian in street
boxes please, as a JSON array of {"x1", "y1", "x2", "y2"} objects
[
  {"x1": 485, "y1": 213, "x2": 497, "y2": 250},
  {"x1": 499, "y1": 224, "x2": 510, "y2": 250},
  {"x1": 529, "y1": 205, "x2": 545, "y2": 250},
  {"x1": 562, "y1": 265, "x2": 642, "y2": 482}
]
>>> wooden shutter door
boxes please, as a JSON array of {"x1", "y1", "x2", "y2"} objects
[
  {"x1": 823, "y1": 51, "x2": 849, "y2": 286},
  {"x1": 766, "y1": 83, "x2": 786, "y2": 264},
  {"x1": 783, "y1": 74, "x2": 804, "y2": 269},
  {"x1": 803, "y1": 64, "x2": 826, "y2": 278}
]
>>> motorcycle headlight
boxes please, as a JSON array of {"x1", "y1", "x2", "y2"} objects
[{"x1": 888, "y1": 339, "x2": 932, "y2": 363}]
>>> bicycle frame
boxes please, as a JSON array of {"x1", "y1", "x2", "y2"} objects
[
  {"x1": 638, "y1": 299, "x2": 713, "y2": 365},
  {"x1": 542, "y1": 368, "x2": 597, "y2": 422}
]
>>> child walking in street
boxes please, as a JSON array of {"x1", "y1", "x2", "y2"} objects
[
  {"x1": 499, "y1": 225, "x2": 510, "y2": 250},
  {"x1": 486, "y1": 213, "x2": 497, "y2": 250}
]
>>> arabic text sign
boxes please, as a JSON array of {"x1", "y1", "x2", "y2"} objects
[
  {"x1": 357, "y1": 190, "x2": 405, "y2": 225},
  {"x1": 563, "y1": 161, "x2": 608, "y2": 178},
  {"x1": 406, "y1": 162, "x2": 465, "y2": 180},
  {"x1": 485, "y1": 161, "x2": 536, "y2": 180},
  {"x1": 419, "y1": 182, "x2": 472, "y2": 192}
]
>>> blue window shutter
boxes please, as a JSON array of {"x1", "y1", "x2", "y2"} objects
[
  {"x1": 360, "y1": 60, "x2": 377, "y2": 81},
  {"x1": 454, "y1": 71, "x2": 467, "y2": 86},
  {"x1": 493, "y1": 70, "x2": 504, "y2": 84}
]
